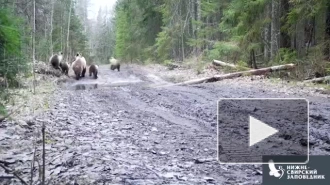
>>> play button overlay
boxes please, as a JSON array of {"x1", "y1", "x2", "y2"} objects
[
  {"x1": 249, "y1": 116, "x2": 279, "y2": 147},
  {"x1": 217, "y1": 98, "x2": 309, "y2": 164}
]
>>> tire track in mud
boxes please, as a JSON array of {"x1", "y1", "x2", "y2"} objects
[
  {"x1": 94, "y1": 87, "x2": 225, "y2": 184},
  {"x1": 52, "y1": 88, "x2": 227, "y2": 184}
]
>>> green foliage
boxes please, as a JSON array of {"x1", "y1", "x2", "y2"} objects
[
  {"x1": 274, "y1": 48, "x2": 297, "y2": 64},
  {"x1": 142, "y1": 45, "x2": 157, "y2": 61},
  {"x1": 155, "y1": 28, "x2": 172, "y2": 61},
  {"x1": 111, "y1": 0, "x2": 330, "y2": 80},
  {"x1": 326, "y1": 67, "x2": 330, "y2": 74},
  {"x1": 69, "y1": 15, "x2": 88, "y2": 55},
  {"x1": 0, "y1": 7, "x2": 29, "y2": 86},
  {"x1": 284, "y1": 0, "x2": 329, "y2": 35},
  {"x1": 163, "y1": 59, "x2": 173, "y2": 66},
  {"x1": 207, "y1": 41, "x2": 241, "y2": 62},
  {"x1": 237, "y1": 60, "x2": 249, "y2": 68},
  {"x1": 36, "y1": 38, "x2": 50, "y2": 60},
  {"x1": 114, "y1": 0, "x2": 196, "y2": 62},
  {"x1": 0, "y1": 8, "x2": 22, "y2": 57},
  {"x1": 0, "y1": 105, "x2": 6, "y2": 115},
  {"x1": 113, "y1": 0, "x2": 164, "y2": 61},
  {"x1": 93, "y1": 6, "x2": 116, "y2": 64},
  {"x1": 115, "y1": 8, "x2": 130, "y2": 59},
  {"x1": 0, "y1": 0, "x2": 91, "y2": 115},
  {"x1": 221, "y1": 0, "x2": 268, "y2": 50},
  {"x1": 49, "y1": 0, "x2": 90, "y2": 60}
]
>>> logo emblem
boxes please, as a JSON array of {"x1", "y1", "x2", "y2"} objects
[{"x1": 268, "y1": 160, "x2": 284, "y2": 179}]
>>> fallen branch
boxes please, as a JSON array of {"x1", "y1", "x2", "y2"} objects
[
  {"x1": 0, "y1": 160, "x2": 16, "y2": 165},
  {"x1": 0, "y1": 163, "x2": 29, "y2": 185},
  {"x1": 35, "y1": 156, "x2": 42, "y2": 181},
  {"x1": 0, "y1": 103, "x2": 26, "y2": 123},
  {"x1": 0, "y1": 175, "x2": 14, "y2": 179},
  {"x1": 42, "y1": 122, "x2": 46, "y2": 185},
  {"x1": 30, "y1": 138, "x2": 37, "y2": 185},
  {"x1": 303, "y1": 76, "x2": 330, "y2": 83},
  {"x1": 177, "y1": 63, "x2": 296, "y2": 85},
  {"x1": 142, "y1": 162, "x2": 161, "y2": 178}
]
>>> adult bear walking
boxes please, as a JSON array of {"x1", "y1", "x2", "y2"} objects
[
  {"x1": 49, "y1": 52, "x2": 63, "y2": 70},
  {"x1": 110, "y1": 57, "x2": 120, "y2": 71},
  {"x1": 72, "y1": 54, "x2": 87, "y2": 80}
]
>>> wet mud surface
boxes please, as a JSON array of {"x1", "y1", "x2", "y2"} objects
[
  {"x1": 218, "y1": 99, "x2": 309, "y2": 163},
  {"x1": 1, "y1": 65, "x2": 330, "y2": 184}
]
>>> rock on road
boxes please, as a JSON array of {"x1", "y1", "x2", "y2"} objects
[{"x1": 1, "y1": 64, "x2": 330, "y2": 185}]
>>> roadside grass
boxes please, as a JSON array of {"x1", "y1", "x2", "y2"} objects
[{"x1": 4, "y1": 74, "x2": 56, "y2": 121}]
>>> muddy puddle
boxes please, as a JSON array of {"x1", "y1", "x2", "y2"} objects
[
  {"x1": 65, "y1": 72, "x2": 144, "y2": 90},
  {"x1": 63, "y1": 66, "x2": 176, "y2": 90}
]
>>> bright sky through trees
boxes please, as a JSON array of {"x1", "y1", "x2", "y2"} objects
[{"x1": 88, "y1": 0, "x2": 117, "y2": 19}]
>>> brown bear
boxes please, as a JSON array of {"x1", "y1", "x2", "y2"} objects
[
  {"x1": 89, "y1": 64, "x2": 99, "y2": 79},
  {"x1": 49, "y1": 52, "x2": 63, "y2": 70},
  {"x1": 109, "y1": 57, "x2": 120, "y2": 71},
  {"x1": 71, "y1": 55, "x2": 87, "y2": 80},
  {"x1": 59, "y1": 62, "x2": 69, "y2": 76}
]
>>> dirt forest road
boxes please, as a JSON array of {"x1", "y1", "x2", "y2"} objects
[{"x1": 1, "y1": 64, "x2": 330, "y2": 185}]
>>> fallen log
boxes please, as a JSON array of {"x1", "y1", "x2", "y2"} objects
[
  {"x1": 213, "y1": 59, "x2": 251, "y2": 71},
  {"x1": 177, "y1": 63, "x2": 295, "y2": 85},
  {"x1": 213, "y1": 60, "x2": 238, "y2": 68},
  {"x1": 303, "y1": 76, "x2": 330, "y2": 83}
]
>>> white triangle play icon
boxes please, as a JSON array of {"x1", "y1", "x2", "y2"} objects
[{"x1": 249, "y1": 116, "x2": 278, "y2": 147}]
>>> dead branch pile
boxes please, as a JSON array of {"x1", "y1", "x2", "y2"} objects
[{"x1": 34, "y1": 61, "x2": 62, "y2": 77}]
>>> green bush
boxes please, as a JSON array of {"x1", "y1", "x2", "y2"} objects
[
  {"x1": 0, "y1": 7, "x2": 28, "y2": 115},
  {"x1": 155, "y1": 28, "x2": 173, "y2": 62},
  {"x1": 163, "y1": 59, "x2": 173, "y2": 66},
  {"x1": 207, "y1": 41, "x2": 241, "y2": 62},
  {"x1": 274, "y1": 48, "x2": 297, "y2": 64}
]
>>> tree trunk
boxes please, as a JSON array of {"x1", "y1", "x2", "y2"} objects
[
  {"x1": 181, "y1": 32, "x2": 185, "y2": 61},
  {"x1": 206, "y1": 15, "x2": 210, "y2": 51},
  {"x1": 50, "y1": 0, "x2": 54, "y2": 55},
  {"x1": 315, "y1": 6, "x2": 326, "y2": 46},
  {"x1": 264, "y1": 2, "x2": 271, "y2": 61},
  {"x1": 44, "y1": 19, "x2": 47, "y2": 39},
  {"x1": 251, "y1": 49, "x2": 257, "y2": 69},
  {"x1": 271, "y1": 0, "x2": 280, "y2": 59},
  {"x1": 60, "y1": 0, "x2": 64, "y2": 52},
  {"x1": 280, "y1": 0, "x2": 291, "y2": 48},
  {"x1": 66, "y1": 0, "x2": 73, "y2": 61},
  {"x1": 325, "y1": 5, "x2": 330, "y2": 59},
  {"x1": 32, "y1": 0, "x2": 36, "y2": 94},
  {"x1": 196, "y1": 0, "x2": 201, "y2": 55},
  {"x1": 305, "y1": 18, "x2": 315, "y2": 55},
  {"x1": 191, "y1": 0, "x2": 196, "y2": 54},
  {"x1": 296, "y1": 18, "x2": 306, "y2": 57},
  {"x1": 61, "y1": 26, "x2": 63, "y2": 52}
]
